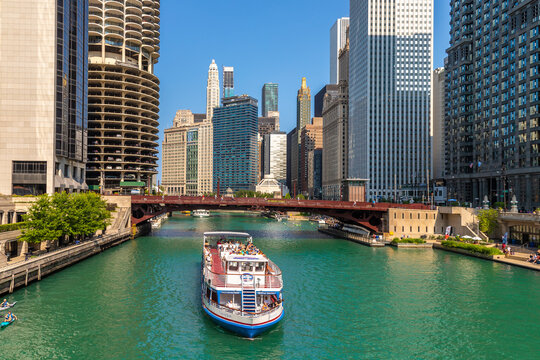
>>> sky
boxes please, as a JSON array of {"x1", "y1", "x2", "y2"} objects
[{"x1": 155, "y1": 0, "x2": 451, "y2": 176}]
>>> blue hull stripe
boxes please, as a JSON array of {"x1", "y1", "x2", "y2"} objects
[{"x1": 203, "y1": 306, "x2": 283, "y2": 338}]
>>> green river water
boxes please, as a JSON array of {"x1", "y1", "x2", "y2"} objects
[{"x1": 0, "y1": 212, "x2": 539, "y2": 359}]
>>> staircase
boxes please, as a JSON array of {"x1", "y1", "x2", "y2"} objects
[{"x1": 241, "y1": 289, "x2": 256, "y2": 313}]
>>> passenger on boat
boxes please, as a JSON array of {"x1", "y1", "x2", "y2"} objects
[
  {"x1": 4, "y1": 311, "x2": 16, "y2": 322},
  {"x1": 1, "y1": 299, "x2": 8, "y2": 307}
]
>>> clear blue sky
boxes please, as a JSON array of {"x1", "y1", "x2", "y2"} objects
[{"x1": 155, "y1": 0, "x2": 450, "y2": 175}]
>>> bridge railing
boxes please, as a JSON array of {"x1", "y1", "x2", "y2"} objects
[{"x1": 131, "y1": 195, "x2": 431, "y2": 210}]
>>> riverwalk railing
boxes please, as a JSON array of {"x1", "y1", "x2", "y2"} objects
[{"x1": 0, "y1": 229, "x2": 131, "y2": 294}]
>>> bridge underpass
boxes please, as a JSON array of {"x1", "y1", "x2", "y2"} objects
[{"x1": 130, "y1": 196, "x2": 431, "y2": 234}]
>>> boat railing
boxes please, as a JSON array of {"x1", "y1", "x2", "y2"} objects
[
  {"x1": 266, "y1": 259, "x2": 282, "y2": 276},
  {"x1": 205, "y1": 296, "x2": 282, "y2": 319},
  {"x1": 203, "y1": 266, "x2": 283, "y2": 289}
]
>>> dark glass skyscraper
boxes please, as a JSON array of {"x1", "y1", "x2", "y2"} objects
[
  {"x1": 213, "y1": 96, "x2": 259, "y2": 193},
  {"x1": 446, "y1": 0, "x2": 540, "y2": 209},
  {"x1": 262, "y1": 83, "x2": 279, "y2": 117},
  {"x1": 56, "y1": 0, "x2": 88, "y2": 163},
  {"x1": 223, "y1": 66, "x2": 234, "y2": 99}
]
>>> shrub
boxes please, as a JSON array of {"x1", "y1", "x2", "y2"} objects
[
  {"x1": 0, "y1": 222, "x2": 26, "y2": 233},
  {"x1": 391, "y1": 238, "x2": 426, "y2": 245},
  {"x1": 441, "y1": 240, "x2": 503, "y2": 256}
]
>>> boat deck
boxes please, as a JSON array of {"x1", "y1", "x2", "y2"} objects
[
  {"x1": 210, "y1": 248, "x2": 224, "y2": 273},
  {"x1": 206, "y1": 248, "x2": 281, "y2": 289}
]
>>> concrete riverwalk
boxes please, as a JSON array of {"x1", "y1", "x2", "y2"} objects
[{"x1": 0, "y1": 229, "x2": 131, "y2": 296}]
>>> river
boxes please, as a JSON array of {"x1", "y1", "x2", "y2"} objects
[{"x1": 1, "y1": 212, "x2": 539, "y2": 359}]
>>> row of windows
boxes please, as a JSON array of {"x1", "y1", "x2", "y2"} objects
[{"x1": 12, "y1": 161, "x2": 47, "y2": 174}]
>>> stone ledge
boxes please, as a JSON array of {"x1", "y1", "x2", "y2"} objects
[{"x1": 390, "y1": 243, "x2": 433, "y2": 248}]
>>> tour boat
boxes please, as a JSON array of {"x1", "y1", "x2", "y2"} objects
[
  {"x1": 193, "y1": 209, "x2": 210, "y2": 217},
  {"x1": 201, "y1": 232, "x2": 284, "y2": 338}
]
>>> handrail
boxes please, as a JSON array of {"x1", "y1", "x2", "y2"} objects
[
  {"x1": 203, "y1": 266, "x2": 282, "y2": 289},
  {"x1": 205, "y1": 296, "x2": 282, "y2": 318}
]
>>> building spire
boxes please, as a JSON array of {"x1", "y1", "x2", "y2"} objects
[{"x1": 301, "y1": 77, "x2": 307, "y2": 89}]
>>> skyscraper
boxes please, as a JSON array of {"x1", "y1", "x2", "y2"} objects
[
  {"x1": 213, "y1": 96, "x2": 259, "y2": 193},
  {"x1": 258, "y1": 117, "x2": 279, "y2": 136},
  {"x1": 322, "y1": 83, "x2": 349, "y2": 201},
  {"x1": 263, "y1": 132, "x2": 287, "y2": 185},
  {"x1": 286, "y1": 128, "x2": 299, "y2": 194},
  {"x1": 86, "y1": 0, "x2": 160, "y2": 193},
  {"x1": 162, "y1": 110, "x2": 212, "y2": 196},
  {"x1": 323, "y1": 31, "x2": 350, "y2": 200},
  {"x1": 314, "y1": 85, "x2": 340, "y2": 118},
  {"x1": 206, "y1": 60, "x2": 220, "y2": 120},
  {"x1": 223, "y1": 66, "x2": 234, "y2": 99},
  {"x1": 300, "y1": 118, "x2": 323, "y2": 195},
  {"x1": 445, "y1": 1, "x2": 540, "y2": 209},
  {"x1": 0, "y1": 0, "x2": 88, "y2": 195},
  {"x1": 297, "y1": 77, "x2": 311, "y2": 141},
  {"x1": 262, "y1": 83, "x2": 279, "y2": 117},
  {"x1": 162, "y1": 111, "x2": 195, "y2": 195},
  {"x1": 349, "y1": 0, "x2": 433, "y2": 201},
  {"x1": 431, "y1": 68, "x2": 445, "y2": 181},
  {"x1": 330, "y1": 17, "x2": 350, "y2": 84}
]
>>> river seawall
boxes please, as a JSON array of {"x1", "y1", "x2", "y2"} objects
[{"x1": 0, "y1": 229, "x2": 131, "y2": 296}]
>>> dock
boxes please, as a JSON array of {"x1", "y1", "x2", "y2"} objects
[{"x1": 318, "y1": 227, "x2": 386, "y2": 247}]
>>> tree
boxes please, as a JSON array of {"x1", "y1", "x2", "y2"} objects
[
  {"x1": 478, "y1": 209, "x2": 499, "y2": 235},
  {"x1": 20, "y1": 192, "x2": 112, "y2": 245},
  {"x1": 284, "y1": 193, "x2": 291, "y2": 199},
  {"x1": 69, "y1": 192, "x2": 111, "y2": 239},
  {"x1": 20, "y1": 195, "x2": 63, "y2": 244}
]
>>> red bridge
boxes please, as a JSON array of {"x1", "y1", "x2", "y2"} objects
[{"x1": 130, "y1": 196, "x2": 430, "y2": 233}]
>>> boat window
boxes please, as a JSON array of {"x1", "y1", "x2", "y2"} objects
[
  {"x1": 206, "y1": 286, "x2": 211, "y2": 299},
  {"x1": 255, "y1": 262, "x2": 265, "y2": 272},
  {"x1": 211, "y1": 290, "x2": 218, "y2": 303},
  {"x1": 229, "y1": 262, "x2": 238, "y2": 271},
  {"x1": 240, "y1": 262, "x2": 253, "y2": 272}
]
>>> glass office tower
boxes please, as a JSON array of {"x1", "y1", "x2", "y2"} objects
[
  {"x1": 223, "y1": 66, "x2": 234, "y2": 99},
  {"x1": 262, "y1": 83, "x2": 279, "y2": 117},
  {"x1": 213, "y1": 96, "x2": 259, "y2": 193}
]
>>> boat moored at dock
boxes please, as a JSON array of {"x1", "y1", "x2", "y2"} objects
[{"x1": 201, "y1": 232, "x2": 284, "y2": 338}]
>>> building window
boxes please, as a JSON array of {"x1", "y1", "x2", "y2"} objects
[{"x1": 12, "y1": 161, "x2": 47, "y2": 174}]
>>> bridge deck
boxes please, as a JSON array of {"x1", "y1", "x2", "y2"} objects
[{"x1": 131, "y1": 195, "x2": 432, "y2": 232}]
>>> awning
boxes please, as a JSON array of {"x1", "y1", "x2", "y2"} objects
[{"x1": 120, "y1": 181, "x2": 146, "y2": 187}]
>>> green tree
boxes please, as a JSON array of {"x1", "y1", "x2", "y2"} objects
[
  {"x1": 297, "y1": 194, "x2": 306, "y2": 200},
  {"x1": 20, "y1": 192, "x2": 112, "y2": 245},
  {"x1": 20, "y1": 195, "x2": 63, "y2": 244},
  {"x1": 478, "y1": 209, "x2": 499, "y2": 235},
  {"x1": 284, "y1": 193, "x2": 291, "y2": 199},
  {"x1": 70, "y1": 193, "x2": 111, "y2": 239}
]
